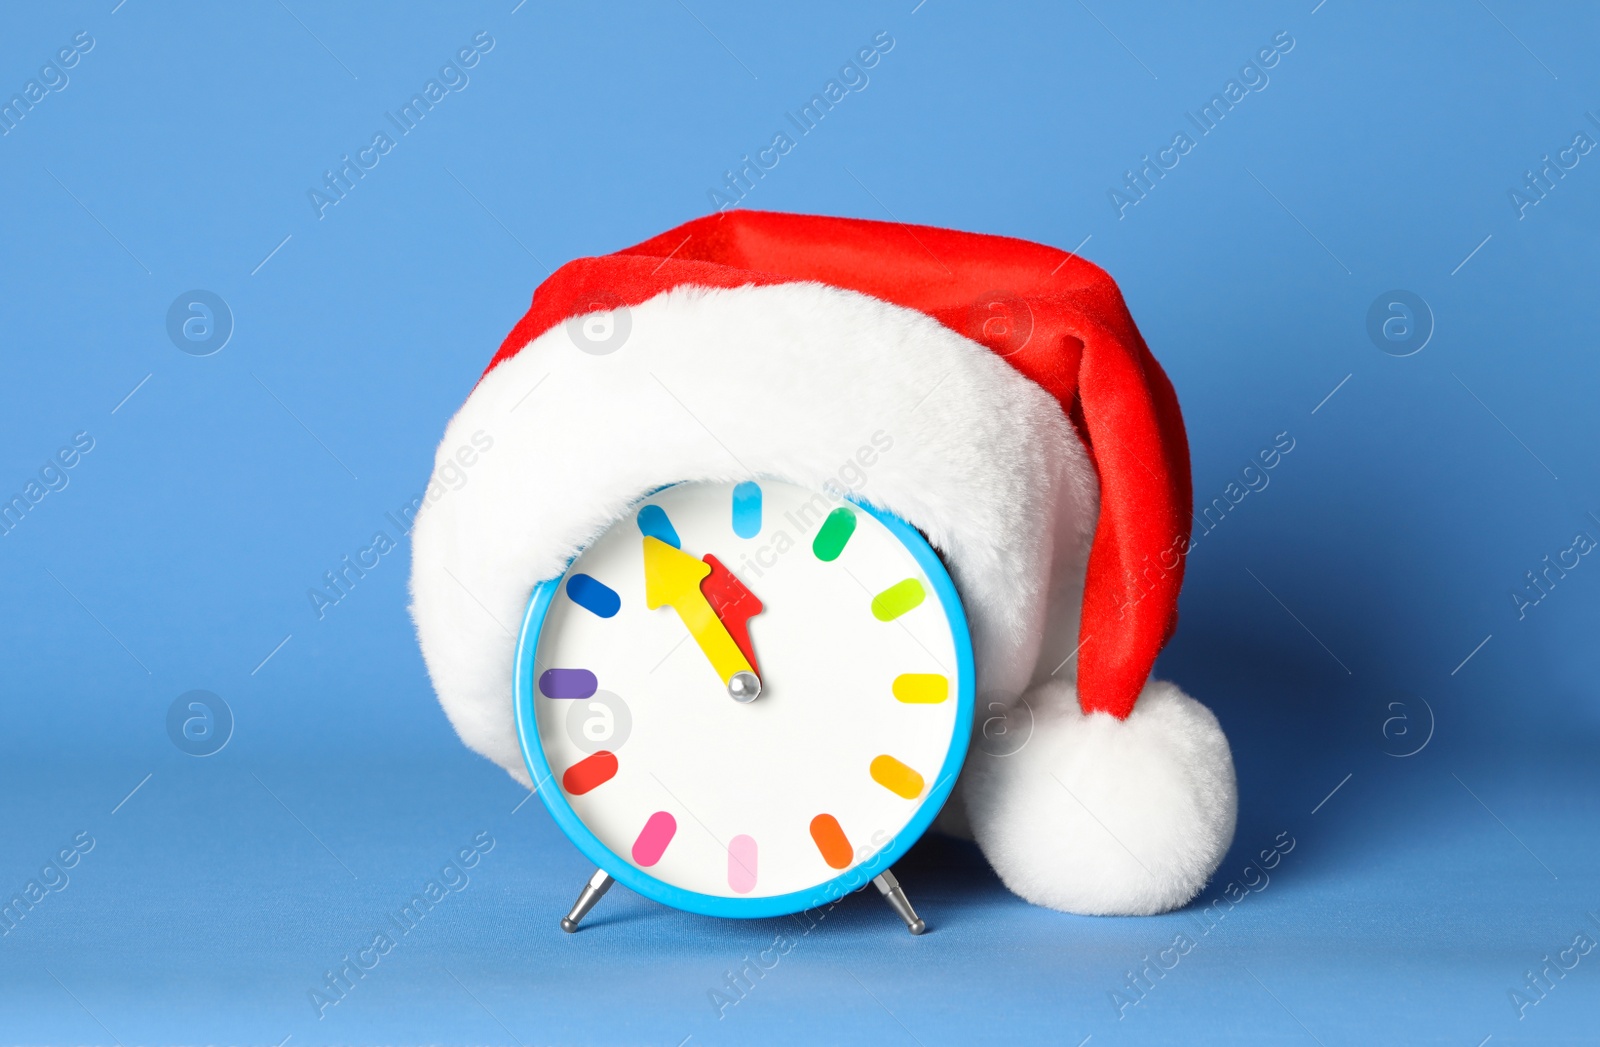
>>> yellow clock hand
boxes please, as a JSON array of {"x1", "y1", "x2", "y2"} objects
[{"x1": 642, "y1": 536, "x2": 760, "y2": 701}]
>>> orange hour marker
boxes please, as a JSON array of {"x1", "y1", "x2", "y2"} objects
[
  {"x1": 809, "y1": 814, "x2": 853, "y2": 870},
  {"x1": 870, "y1": 755, "x2": 925, "y2": 800}
]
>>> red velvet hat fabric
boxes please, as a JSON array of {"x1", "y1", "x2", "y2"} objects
[{"x1": 487, "y1": 211, "x2": 1192, "y2": 720}]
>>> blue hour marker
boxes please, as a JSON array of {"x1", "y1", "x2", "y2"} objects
[
  {"x1": 637, "y1": 504, "x2": 679, "y2": 548},
  {"x1": 732, "y1": 481, "x2": 762, "y2": 538},
  {"x1": 566, "y1": 573, "x2": 620, "y2": 618}
]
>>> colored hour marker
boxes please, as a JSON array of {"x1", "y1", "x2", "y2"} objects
[
  {"x1": 870, "y1": 755, "x2": 925, "y2": 800},
  {"x1": 637, "y1": 504, "x2": 680, "y2": 548},
  {"x1": 809, "y1": 814, "x2": 853, "y2": 870},
  {"x1": 871, "y1": 578, "x2": 925, "y2": 621},
  {"x1": 562, "y1": 751, "x2": 617, "y2": 795},
  {"x1": 732, "y1": 482, "x2": 762, "y2": 538},
  {"x1": 566, "y1": 573, "x2": 620, "y2": 618},
  {"x1": 632, "y1": 811, "x2": 677, "y2": 867},
  {"x1": 811, "y1": 507, "x2": 857, "y2": 561},
  {"x1": 538, "y1": 668, "x2": 597, "y2": 699},
  {"x1": 892, "y1": 673, "x2": 949, "y2": 704},
  {"x1": 727, "y1": 834, "x2": 758, "y2": 894}
]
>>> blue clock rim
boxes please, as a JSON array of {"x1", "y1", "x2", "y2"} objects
[{"x1": 512, "y1": 489, "x2": 976, "y2": 919}]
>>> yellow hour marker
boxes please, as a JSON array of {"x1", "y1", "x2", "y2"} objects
[{"x1": 892, "y1": 673, "x2": 948, "y2": 704}]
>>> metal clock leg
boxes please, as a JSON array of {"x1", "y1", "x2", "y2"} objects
[
  {"x1": 873, "y1": 869, "x2": 926, "y2": 935},
  {"x1": 560, "y1": 868, "x2": 614, "y2": 933}
]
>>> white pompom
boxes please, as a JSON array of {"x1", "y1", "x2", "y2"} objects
[{"x1": 962, "y1": 679, "x2": 1237, "y2": 916}]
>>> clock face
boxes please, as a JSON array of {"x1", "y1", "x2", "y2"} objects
[{"x1": 513, "y1": 479, "x2": 973, "y2": 918}]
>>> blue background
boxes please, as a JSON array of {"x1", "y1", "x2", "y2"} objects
[{"x1": 2, "y1": 0, "x2": 1597, "y2": 1043}]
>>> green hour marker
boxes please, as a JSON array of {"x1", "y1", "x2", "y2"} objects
[
  {"x1": 812, "y1": 507, "x2": 857, "y2": 562},
  {"x1": 871, "y1": 578, "x2": 925, "y2": 621}
]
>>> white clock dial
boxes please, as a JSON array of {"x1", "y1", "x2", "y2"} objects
[{"x1": 520, "y1": 479, "x2": 970, "y2": 908}]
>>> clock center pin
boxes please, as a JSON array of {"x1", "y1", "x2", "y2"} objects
[{"x1": 727, "y1": 670, "x2": 761, "y2": 704}]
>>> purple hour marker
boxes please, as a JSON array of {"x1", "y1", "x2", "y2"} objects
[{"x1": 539, "y1": 668, "x2": 597, "y2": 699}]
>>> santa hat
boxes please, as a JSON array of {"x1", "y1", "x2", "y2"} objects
[{"x1": 409, "y1": 210, "x2": 1236, "y2": 916}]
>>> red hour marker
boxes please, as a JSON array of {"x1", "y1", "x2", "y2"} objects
[{"x1": 561, "y1": 751, "x2": 618, "y2": 795}]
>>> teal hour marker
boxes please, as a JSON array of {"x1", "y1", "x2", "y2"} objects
[{"x1": 732, "y1": 482, "x2": 762, "y2": 538}]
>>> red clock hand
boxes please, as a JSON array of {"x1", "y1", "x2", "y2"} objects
[{"x1": 699, "y1": 554, "x2": 762, "y2": 676}]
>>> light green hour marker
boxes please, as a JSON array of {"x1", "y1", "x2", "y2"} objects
[
  {"x1": 812, "y1": 507, "x2": 857, "y2": 562},
  {"x1": 871, "y1": 578, "x2": 925, "y2": 621}
]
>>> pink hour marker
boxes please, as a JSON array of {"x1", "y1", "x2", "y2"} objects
[
  {"x1": 727, "y1": 835, "x2": 758, "y2": 894},
  {"x1": 631, "y1": 811, "x2": 677, "y2": 867}
]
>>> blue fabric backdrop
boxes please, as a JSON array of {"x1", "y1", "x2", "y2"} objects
[{"x1": 2, "y1": 1, "x2": 1597, "y2": 1043}]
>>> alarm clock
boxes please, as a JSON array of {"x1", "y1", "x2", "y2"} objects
[{"x1": 512, "y1": 478, "x2": 974, "y2": 934}]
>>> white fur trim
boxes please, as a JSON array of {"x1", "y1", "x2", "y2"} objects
[
  {"x1": 410, "y1": 281, "x2": 1099, "y2": 786},
  {"x1": 962, "y1": 678, "x2": 1237, "y2": 915}
]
